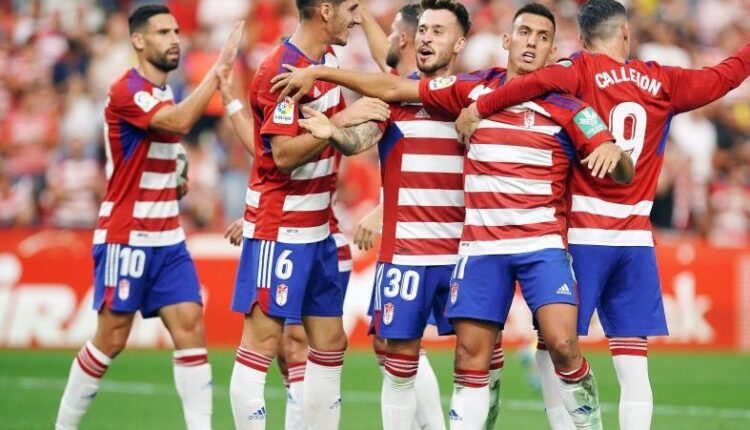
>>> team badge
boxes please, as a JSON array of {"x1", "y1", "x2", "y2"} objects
[
  {"x1": 133, "y1": 91, "x2": 159, "y2": 113},
  {"x1": 450, "y1": 282, "x2": 459, "y2": 305},
  {"x1": 383, "y1": 302, "x2": 395, "y2": 325},
  {"x1": 117, "y1": 279, "x2": 130, "y2": 301},
  {"x1": 429, "y1": 75, "x2": 457, "y2": 91},
  {"x1": 276, "y1": 284, "x2": 288, "y2": 306},
  {"x1": 524, "y1": 110, "x2": 535, "y2": 128},
  {"x1": 273, "y1": 97, "x2": 295, "y2": 125}
]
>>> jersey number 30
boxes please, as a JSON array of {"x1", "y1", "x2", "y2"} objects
[{"x1": 609, "y1": 102, "x2": 647, "y2": 167}]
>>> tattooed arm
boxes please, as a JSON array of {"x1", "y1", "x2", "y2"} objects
[{"x1": 299, "y1": 106, "x2": 383, "y2": 155}]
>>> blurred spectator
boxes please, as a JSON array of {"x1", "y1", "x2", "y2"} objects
[
  {"x1": 59, "y1": 74, "x2": 99, "y2": 155},
  {"x1": 181, "y1": 133, "x2": 221, "y2": 229},
  {"x1": 87, "y1": 11, "x2": 132, "y2": 99},
  {"x1": 0, "y1": 161, "x2": 36, "y2": 228},
  {"x1": 708, "y1": 159, "x2": 750, "y2": 246},
  {"x1": 215, "y1": 116, "x2": 252, "y2": 222}
]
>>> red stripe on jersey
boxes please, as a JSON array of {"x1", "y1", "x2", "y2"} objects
[
  {"x1": 400, "y1": 172, "x2": 464, "y2": 190},
  {"x1": 143, "y1": 159, "x2": 177, "y2": 173},
  {"x1": 394, "y1": 238, "x2": 462, "y2": 257},
  {"x1": 568, "y1": 211, "x2": 652, "y2": 231},
  {"x1": 395, "y1": 205, "x2": 465, "y2": 223},
  {"x1": 461, "y1": 222, "x2": 565, "y2": 242}
]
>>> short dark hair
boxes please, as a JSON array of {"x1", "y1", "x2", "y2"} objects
[
  {"x1": 577, "y1": 0, "x2": 627, "y2": 44},
  {"x1": 296, "y1": 0, "x2": 347, "y2": 20},
  {"x1": 513, "y1": 3, "x2": 556, "y2": 31},
  {"x1": 129, "y1": 4, "x2": 171, "y2": 34},
  {"x1": 420, "y1": 0, "x2": 471, "y2": 36},
  {"x1": 399, "y1": 3, "x2": 423, "y2": 35}
]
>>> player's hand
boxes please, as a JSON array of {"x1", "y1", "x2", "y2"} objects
[
  {"x1": 299, "y1": 106, "x2": 336, "y2": 140},
  {"x1": 354, "y1": 205, "x2": 383, "y2": 251},
  {"x1": 581, "y1": 142, "x2": 623, "y2": 179},
  {"x1": 455, "y1": 102, "x2": 482, "y2": 148},
  {"x1": 216, "y1": 21, "x2": 245, "y2": 71},
  {"x1": 333, "y1": 97, "x2": 390, "y2": 127},
  {"x1": 223, "y1": 218, "x2": 244, "y2": 247},
  {"x1": 177, "y1": 182, "x2": 189, "y2": 200},
  {"x1": 216, "y1": 65, "x2": 235, "y2": 105},
  {"x1": 270, "y1": 64, "x2": 318, "y2": 102}
]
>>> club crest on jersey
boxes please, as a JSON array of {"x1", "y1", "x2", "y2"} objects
[
  {"x1": 117, "y1": 279, "x2": 130, "y2": 300},
  {"x1": 574, "y1": 107, "x2": 608, "y2": 138},
  {"x1": 524, "y1": 110, "x2": 536, "y2": 128},
  {"x1": 276, "y1": 283, "x2": 288, "y2": 306},
  {"x1": 450, "y1": 282, "x2": 459, "y2": 305},
  {"x1": 133, "y1": 91, "x2": 159, "y2": 112},
  {"x1": 383, "y1": 302, "x2": 395, "y2": 325},
  {"x1": 429, "y1": 75, "x2": 457, "y2": 91},
  {"x1": 273, "y1": 98, "x2": 295, "y2": 125}
]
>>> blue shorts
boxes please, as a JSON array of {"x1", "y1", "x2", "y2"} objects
[
  {"x1": 285, "y1": 269, "x2": 351, "y2": 325},
  {"x1": 371, "y1": 262, "x2": 454, "y2": 339},
  {"x1": 447, "y1": 249, "x2": 578, "y2": 325},
  {"x1": 570, "y1": 244, "x2": 668, "y2": 337},
  {"x1": 232, "y1": 237, "x2": 343, "y2": 319},
  {"x1": 92, "y1": 242, "x2": 202, "y2": 318}
]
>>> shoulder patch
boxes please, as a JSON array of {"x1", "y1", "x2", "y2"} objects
[
  {"x1": 429, "y1": 75, "x2": 457, "y2": 91},
  {"x1": 573, "y1": 107, "x2": 609, "y2": 138},
  {"x1": 133, "y1": 90, "x2": 159, "y2": 112},
  {"x1": 273, "y1": 97, "x2": 295, "y2": 125},
  {"x1": 557, "y1": 60, "x2": 573, "y2": 68}
]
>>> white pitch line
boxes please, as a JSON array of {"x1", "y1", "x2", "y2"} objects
[{"x1": 3, "y1": 376, "x2": 750, "y2": 420}]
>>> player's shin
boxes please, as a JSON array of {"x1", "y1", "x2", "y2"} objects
[
  {"x1": 55, "y1": 341, "x2": 111, "y2": 430},
  {"x1": 485, "y1": 342, "x2": 504, "y2": 430},
  {"x1": 304, "y1": 347, "x2": 345, "y2": 429},
  {"x1": 382, "y1": 352, "x2": 420, "y2": 430},
  {"x1": 556, "y1": 358, "x2": 603, "y2": 430},
  {"x1": 610, "y1": 338, "x2": 652, "y2": 430},
  {"x1": 536, "y1": 334, "x2": 576, "y2": 430},
  {"x1": 414, "y1": 349, "x2": 447, "y2": 430},
  {"x1": 173, "y1": 348, "x2": 212, "y2": 430},
  {"x1": 450, "y1": 369, "x2": 490, "y2": 429},
  {"x1": 230, "y1": 347, "x2": 272, "y2": 430}
]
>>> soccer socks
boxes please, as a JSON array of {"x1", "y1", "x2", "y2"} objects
[
  {"x1": 485, "y1": 344, "x2": 504, "y2": 430},
  {"x1": 536, "y1": 338, "x2": 576, "y2": 430},
  {"x1": 450, "y1": 369, "x2": 490, "y2": 429},
  {"x1": 173, "y1": 348, "x2": 212, "y2": 430},
  {"x1": 610, "y1": 339, "x2": 652, "y2": 430},
  {"x1": 556, "y1": 358, "x2": 603, "y2": 430},
  {"x1": 414, "y1": 350, "x2": 446, "y2": 430},
  {"x1": 304, "y1": 347, "x2": 345, "y2": 429},
  {"x1": 230, "y1": 347, "x2": 271, "y2": 430},
  {"x1": 382, "y1": 353, "x2": 419, "y2": 430},
  {"x1": 285, "y1": 362, "x2": 306, "y2": 430},
  {"x1": 55, "y1": 341, "x2": 111, "y2": 430}
]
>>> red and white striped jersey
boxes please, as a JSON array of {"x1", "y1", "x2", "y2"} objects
[
  {"x1": 376, "y1": 94, "x2": 464, "y2": 266},
  {"x1": 419, "y1": 69, "x2": 615, "y2": 256},
  {"x1": 95, "y1": 68, "x2": 184, "y2": 247},
  {"x1": 245, "y1": 41, "x2": 345, "y2": 244}
]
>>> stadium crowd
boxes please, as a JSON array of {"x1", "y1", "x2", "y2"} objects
[{"x1": 0, "y1": 0, "x2": 749, "y2": 245}]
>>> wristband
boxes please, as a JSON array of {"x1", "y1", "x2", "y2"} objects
[{"x1": 225, "y1": 99, "x2": 243, "y2": 116}]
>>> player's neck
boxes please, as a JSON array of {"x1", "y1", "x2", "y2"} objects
[
  {"x1": 288, "y1": 22, "x2": 330, "y2": 63},
  {"x1": 588, "y1": 41, "x2": 627, "y2": 63},
  {"x1": 136, "y1": 60, "x2": 168, "y2": 87}
]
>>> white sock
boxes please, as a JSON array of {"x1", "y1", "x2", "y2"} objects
[
  {"x1": 610, "y1": 339, "x2": 652, "y2": 430},
  {"x1": 486, "y1": 344, "x2": 504, "y2": 430},
  {"x1": 230, "y1": 347, "x2": 271, "y2": 430},
  {"x1": 449, "y1": 369, "x2": 489, "y2": 429},
  {"x1": 381, "y1": 353, "x2": 419, "y2": 430},
  {"x1": 414, "y1": 350, "x2": 446, "y2": 430},
  {"x1": 55, "y1": 341, "x2": 111, "y2": 430},
  {"x1": 304, "y1": 348, "x2": 345, "y2": 430},
  {"x1": 173, "y1": 348, "x2": 212, "y2": 430},
  {"x1": 556, "y1": 358, "x2": 603, "y2": 430},
  {"x1": 285, "y1": 362, "x2": 306, "y2": 430},
  {"x1": 535, "y1": 341, "x2": 576, "y2": 430}
]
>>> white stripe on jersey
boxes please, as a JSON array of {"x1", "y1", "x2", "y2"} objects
[
  {"x1": 147, "y1": 142, "x2": 180, "y2": 160},
  {"x1": 291, "y1": 156, "x2": 335, "y2": 180},
  {"x1": 395, "y1": 221, "x2": 463, "y2": 239},
  {"x1": 398, "y1": 188, "x2": 464, "y2": 207},
  {"x1": 392, "y1": 254, "x2": 460, "y2": 266},
  {"x1": 338, "y1": 259, "x2": 353, "y2": 272},
  {"x1": 282, "y1": 192, "x2": 330, "y2": 212},
  {"x1": 567, "y1": 228, "x2": 654, "y2": 247},
  {"x1": 133, "y1": 201, "x2": 179, "y2": 219},
  {"x1": 468, "y1": 144, "x2": 552, "y2": 166},
  {"x1": 401, "y1": 154, "x2": 463, "y2": 174},
  {"x1": 99, "y1": 202, "x2": 114, "y2": 217},
  {"x1": 571, "y1": 195, "x2": 653, "y2": 219},
  {"x1": 333, "y1": 232, "x2": 348, "y2": 247},
  {"x1": 128, "y1": 228, "x2": 185, "y2": 247},
  {"x1": 465, "y1": 174, "x2": 552, "y2": 195},
  {"x1": 476, "y1": 119, "x2": 561, "y2": 136},
  {"x1": 458, "y1": 234, "x2": 565, "y2": 256},
  {"x1": 243, "y1": 220, "x2": 256, "y2": 238},
  {"x1": 277, "y1": 223, "x2": 330, "y2": 244},
  {"x1": 464, "y1": 207, "x2": 556, "y2": 226},
  {"x1": 93, "y1": 229, "x2": 107, "y2": 244},
  {"x1": 394, "y1": 120, "x2": 457, "y2": 139},
  {"x1": 245, "y1": 188, "x2": 261, "y2": 208},
  {"x1": 301, "y1": 87, "x2": 341, "y2": 114},
  {"x1": 139, "y1": 172, "x2": 177, "y2": 190}
]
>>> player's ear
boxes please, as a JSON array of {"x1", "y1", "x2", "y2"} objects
[
  {"x1": 131, "y1": 32, "x2": 145, "y2": 51},
  {"x1": 622, "y1": 22, "x2": 631, "y2": 43},
  {"x1": 320, "y1": 1, "x2": 333, "y2": 23},
  {"x1": 548, "y1": 44, "x2": 558, "y2": 63},
  {"x1": 577, "y1": 33, "x2": 587, "y2": 50},
  {"x1": 454, "y1": 36, "x2": 466, "y2": 54},
  {"x1": 502, "y1": 33, "x2": 510, "y2": 51}
]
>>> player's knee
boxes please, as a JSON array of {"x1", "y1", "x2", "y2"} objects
[
  {"x1": 547, "y1": 336, "x2": 582, "y2": 369},
  {"x1": 454, "y1": 339, "x2": 486, "y2": 370},
  {"x1": 95, "y1": 330, "x2": 129, "y2": 358},
  {"x1": 171, "y1": 315, "x2": 206, "y2": 348},
  {"x1": 283, "y1": 331, "x2": 309, "y2": 363},
  {"x1": 372, "y1": 336, "x2": 387, "y2": 354}
]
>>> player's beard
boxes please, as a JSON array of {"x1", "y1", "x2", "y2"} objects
[
  {"x1": 417, "y1": 50, "x2": 451, "y2": 75},
  {"x1": 149, "y1": 49, "x2": 180, "y2": 73},
  {"x1": 386, "y1": 48, "x2": 400, "y2": 69}
]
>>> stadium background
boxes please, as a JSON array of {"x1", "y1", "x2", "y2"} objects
[{"x1": 0, "y1": 0, "x2": 749, "y2": 428}]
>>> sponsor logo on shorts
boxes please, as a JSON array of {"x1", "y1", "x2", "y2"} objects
[
  {"x1": 383, "y1": 302, "x2": 395, "y2": 325},
  {"x1": 450, "y1": 282, "x2": 459, "y2": 304},
  {"x1": 276, "y1": 283, "x2": 288, "y2": 306},
  {"x1": 117, "y1": 279, "x2": 130, "y2": 300},
  {"x1": 556, "y1": 283, "x2": 572, "y2": 296}
]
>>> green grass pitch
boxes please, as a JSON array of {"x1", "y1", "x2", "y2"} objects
[{"x1": 1, "y1": 349, "x2": 749, "y2": 429}]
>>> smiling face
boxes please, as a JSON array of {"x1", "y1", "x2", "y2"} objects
[
  {"x1": 414, "y1": 9, "x2": 465, "y2": 76},
  {"x1": 503, "y1": 12, "x2": 556, "y2": 76},
  {"x1": 325, "y1": 0, "x2": 362, "y2": 46},
  {"x1": 131, "y1": 13, "x2": 181, "y2": 72}
]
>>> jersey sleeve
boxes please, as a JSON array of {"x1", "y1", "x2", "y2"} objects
[
  {"x1": 660, "y1": 42, "x2": 750, "y2": 114},
  {"x1": 108, "y1": 83, "x2": 171, "y2": 131},
  {"x1": 418, "y1": 74, "x2": 483, "y2": 119},
  {"x1": 539, "y1": 93, "x2": 615, "y2": 157},
  {"x1": 255, "y1": 69, "x2": 301, "y2": 137},
  {"x1": 476, "y1": 58, "x2": 583, "y2": 118}
]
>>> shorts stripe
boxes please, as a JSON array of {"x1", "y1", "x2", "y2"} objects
[
  {"x1": 374, "y1": 263, "x2": 384, "y2": 311},
  {"x1": 256, "y1": 241, "x2": 266, "y2": 288},
  {"x1": 266, "y1": 241, "x2": 276, "y2": 288}
]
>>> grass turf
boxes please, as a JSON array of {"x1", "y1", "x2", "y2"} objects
[{"x1": 1, "y1": 349, "x2": 749, "y2": 429}]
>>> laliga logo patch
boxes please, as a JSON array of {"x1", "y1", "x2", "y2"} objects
[
  {"x1": 118, "y1": 279, "x2": 130, "y2": 300},
  {"x1": 133, "y1": 91, "x2": 159, "y2": 113},
  {"x1": 273, "y1": 97, "x2": 295, "y2": 125},
  {"x1": 429, "y1": 75, "x2": 457, "y2": 91},
  {"x1": 276, "y1": 283, "x2": 288, "y2": 306},
  {"x1": 450, "y1": 282, "x2": 459, "y2": 305},
  {"x1": 383, "y1": 302, "x2": 395, "y2": 325}
]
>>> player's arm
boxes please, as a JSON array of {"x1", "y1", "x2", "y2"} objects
[
  {"x1": 150, "y1": 21, "x2": 244, "y2": 135},
  {"x1": 270, "y1": 65, "x2": 420, "y2": 103},
  {"x1": 218, "y1": 68, "x2": 254, "y2": 153},
  {"x1": 667, "y1": 42, "x2": 750, "y2": 113},
  {"x1": 359, "y1": 0, "x2": 390, "y2": 72},
  {"x1": 299, "y1": 106, "x2": 384, "y2": 156}
]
